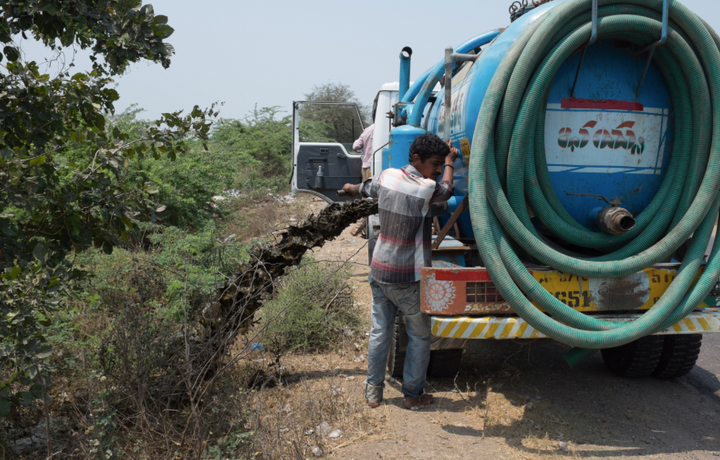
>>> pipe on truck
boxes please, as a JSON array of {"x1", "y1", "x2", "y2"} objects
[
  {"x1": 386, "y1": 0, "x2": 720, "y2": 365},
  {"x1": 466, "y1": 0, "x2": 720, "y2": 363}
]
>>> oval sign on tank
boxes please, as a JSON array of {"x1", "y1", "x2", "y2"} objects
[
  {"x1": 544, "y1": 40, "x2": 673, "y2": 230},
  {"x1": 424, "y1": 0, "x2": 673, "y2": 236}
]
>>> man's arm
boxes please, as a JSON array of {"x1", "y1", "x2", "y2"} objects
[
  {"x1": 442, "y1": 140, "x2": 459, "y2": 185},
  {"x1": 342, "y1": 183, "x2": 362, "y2": 197},
  {"x1": 353, "y1": 126, "x2": 368, "y2": 151},
  {"x1": 352, "y1": 137, "x2": 364, "y2": 152},
  {"x1": 432, "y1": 140, "x2": 459, "y2": 202},
  {"x1": 343, "y1": 173, "x2": 379, "y2": 198}
]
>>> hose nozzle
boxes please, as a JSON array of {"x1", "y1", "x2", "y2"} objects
[{"x1": 597, "y1": 206, "x2": 636, "y2": 235}]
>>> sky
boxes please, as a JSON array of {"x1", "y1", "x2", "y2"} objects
[{"x1": 17, "y1": 0, "x2": 720, "y2": 122}]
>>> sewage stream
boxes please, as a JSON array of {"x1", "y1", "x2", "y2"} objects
[{"x1": 201, "y1": 198, "x2": 378, "y2": 354}]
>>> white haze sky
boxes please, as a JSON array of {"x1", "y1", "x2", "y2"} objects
[{"x1": 16, "y1": 0, "x2": 720, "y2": 121}]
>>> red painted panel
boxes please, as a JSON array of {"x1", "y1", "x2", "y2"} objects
[
  {"x1": 561, "y1": 98, "x2": 644, "y2": 112},
  {"x1": 421, "y1": 268, "x2": 520, "y2": 316},
  {"x1": 432, "y1": 269, "x2": 493, "y2": 281}
]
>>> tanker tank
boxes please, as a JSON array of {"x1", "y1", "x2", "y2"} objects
[{"x1": 379, "y1": 0, "x2": 720, "y2": 372}]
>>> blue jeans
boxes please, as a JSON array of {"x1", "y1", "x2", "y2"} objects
[{"x1": 367, "y1": 277, "x2": 431, "y2": 399}]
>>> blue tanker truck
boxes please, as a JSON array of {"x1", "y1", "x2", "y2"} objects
[{"x1": 292, "y1": 0, "x2": 720, "y2": 379}]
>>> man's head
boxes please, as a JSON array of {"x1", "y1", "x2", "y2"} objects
[{"x1": 408, "y1": 133, "x2": 450, "y2": 180}]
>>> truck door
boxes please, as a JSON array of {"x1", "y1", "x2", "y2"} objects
[{"x1": 291, "y1": 101, "x2": 365, "y2": 203}]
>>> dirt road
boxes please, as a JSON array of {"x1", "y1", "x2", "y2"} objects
[
  {"x1": 336, "y1": 312, "x2": 720, "y2": 459},
  {"x1": 308, "y1": 213, "x2": 720, "y2": 460}
]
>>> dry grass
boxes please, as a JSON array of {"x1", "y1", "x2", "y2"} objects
[
  {"x1": 243, "y1": 359, "x2": 369, "y2": 459},
  {"x1": 1, "y1": 194, "x2": 379, "y2": 459},
  {"x1": 444, "y1": 370, "x2": 583, "y2": 459},
  {"x1": 216, "y1": 195, "x2": 316, "y2": 242}
]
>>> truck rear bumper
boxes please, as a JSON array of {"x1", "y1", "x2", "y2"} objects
[{"x1": 430, "y1": 311, "x2": 720, "y2": 340}]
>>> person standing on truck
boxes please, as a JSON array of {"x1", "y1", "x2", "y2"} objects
[
  {"x1": 342, "y1": 133, "x2": 458, "y2": 410},
  {"x1": 350, "y1": 124, "x2": 375, "y2": 236}
]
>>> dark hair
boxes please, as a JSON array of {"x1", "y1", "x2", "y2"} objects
[{"x1": 408, "y1": 133, "x2": 449, "y2": 163}]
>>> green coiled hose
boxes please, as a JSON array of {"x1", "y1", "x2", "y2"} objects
[{"x1": 468, "y1": 0, "x2": 720, "y2": 361}]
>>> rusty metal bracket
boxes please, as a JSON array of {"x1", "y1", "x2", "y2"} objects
[
  {"x1": 432, "y1": 195, "x2": 469, "y2": 250},
  {"x1": 443, "y1": 49, "x2": 477, "y2": 141},
  {"x1": 634, "y1": 0, "x2": 670, "y2": 100},
  {"x1": 570, "y1": 0, "x2": 598, "y2": 99},
  {"x1": 566, "y1": 193, "x2": 621, "y2": 207}
]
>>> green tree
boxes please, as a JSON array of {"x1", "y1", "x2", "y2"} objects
[
  {"x1": 0, "y1": 0, "x2": 216, "y2": 414},
  {"x1": 212, "y1": 106, "x2": 292, "y2": 178}
]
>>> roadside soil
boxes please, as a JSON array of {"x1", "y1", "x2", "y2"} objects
[{"x1": 284, "y1": 196, "x2": 720, "y2": 460}]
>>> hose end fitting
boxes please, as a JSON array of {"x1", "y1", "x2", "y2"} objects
[{"x1": 597, "y1": 206, "x2": 636, "y2": 235}]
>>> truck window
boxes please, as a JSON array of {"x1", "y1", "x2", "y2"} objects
[{"x1": 297, "y1": 102, "x2": 366, "y2": 152}]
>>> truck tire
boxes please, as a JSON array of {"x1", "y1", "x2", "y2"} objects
[
  {"x1": 652, "y1": 334, "x2": 702, "y2": 379},
  {"x1": 386, "y1": 312, "x2": 407, "y2": 379},
  {"x1": 601, "y1": 335, "x2": 664, "y2": 378},
  {"x1": 386, "y1": 313, "x2": 464, "y2": 379},
  {"x1": 427, "y1": 348, "x2": 463, "y2": 378},
  {"x1": 368, "y1": 235, "x2": 377, "y2": 266},
  {"x1": 367, "y1": 219, "x2": 379, "y2": 265}
]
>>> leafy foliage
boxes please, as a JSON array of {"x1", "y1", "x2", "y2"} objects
[
  {"x1": 70, "y1": 221, "x2": 249, "y2": 320},
  {"x1": 0, "y1": 0, "x2": 175, "y2": 73},
  {"x1": 211, "y1": 106, "x2": 292, "y2": 185},
  {"x1": 111, "y1": 105, "x2": 292, "y2": 229},
  {"x1": 258, "y1": 261, "x2": 362, "y2": 360},
  {"x1": 0, "y1": 0, "x2": 217, "y2": 414},
  {"x1": 45, "y1": 222, "x2": 253, "y2": 457},
  {"x1": 303, "y1": 82, "x2": 371, "y2": 124}
]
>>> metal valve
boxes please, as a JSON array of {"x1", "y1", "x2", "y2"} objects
[
  {"x1": 566, "y1": 193, "x2": 636, "y2": 235},
  {"x1": 597, "y1": 206, "x2": 636, "y2": 235}
]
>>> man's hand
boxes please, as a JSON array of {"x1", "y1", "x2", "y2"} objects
[
  {"x1": 342, "y1": 183, "x2": 362, "y2": 197},
  {"x1": 446, "y1": 140, "x2": 459, "y2": 165},
  {"x1": 440, "y1": 140, "x2": 459, "y2": 185}
]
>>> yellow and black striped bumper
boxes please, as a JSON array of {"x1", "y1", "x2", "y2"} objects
[{"x1": 430, "y1": 311, "x2": 720, "y2": 339}]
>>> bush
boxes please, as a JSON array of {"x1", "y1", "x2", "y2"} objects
[
  {"x1": 42, "y1": 222, "x2": 255, "y2": 458},
  {"x1": 212, "y1": 107, "x2": 292, "y2": 179},
  {"x1": 258, "y1": 261, "x2": 363, "y2": 360},
  {"x1": 66, "y1": 221, "x2": 249, "y2": 322},
  {"x1": 103, "y1": 106, "x2": 292, "y2": 230}
]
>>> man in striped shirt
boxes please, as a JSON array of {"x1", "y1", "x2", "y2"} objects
[{"x1": 343, "y1": 133, "x2": 458, "y2": 409}]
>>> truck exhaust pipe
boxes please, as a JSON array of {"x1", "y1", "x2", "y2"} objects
[{"x1": 398, "y1": 47, "x2": 412, "y2": 101}]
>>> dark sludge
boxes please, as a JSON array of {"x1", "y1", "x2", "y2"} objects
[{"x1": 199, "y1": 198, "x2": 378, "y2": 367}]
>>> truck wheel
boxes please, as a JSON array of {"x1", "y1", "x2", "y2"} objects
[
  {"x1": 427, "y1": 349, "x2": 463, "y2": 378},
  {"x1": 367, "y1": 219, "x2": 379, "y2": 265},
  {"x1": 386, "y1": 312, "x2": 407, "y2": 379},
  {"x1": 652, "y1": 334, "x2": 702, "y2": 379},
  {"x1": 368, "y1": 234, "x2": 377, "y2": 266},
  {"x1": 601, "y1": 335, "x2": 664, "y2": 378}
]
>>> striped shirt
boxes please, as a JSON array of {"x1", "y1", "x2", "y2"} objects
[{"x1": 361, "y1": 164, "x2": 453, "y2": 284}]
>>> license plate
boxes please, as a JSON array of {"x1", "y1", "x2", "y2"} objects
[{"x1": 531, "y1": 265, "x2": 702, "y2": 312}]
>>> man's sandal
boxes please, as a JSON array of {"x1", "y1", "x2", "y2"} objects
[{"x1": 404, "y1": 393, "x2": 434, "y2": 410}]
